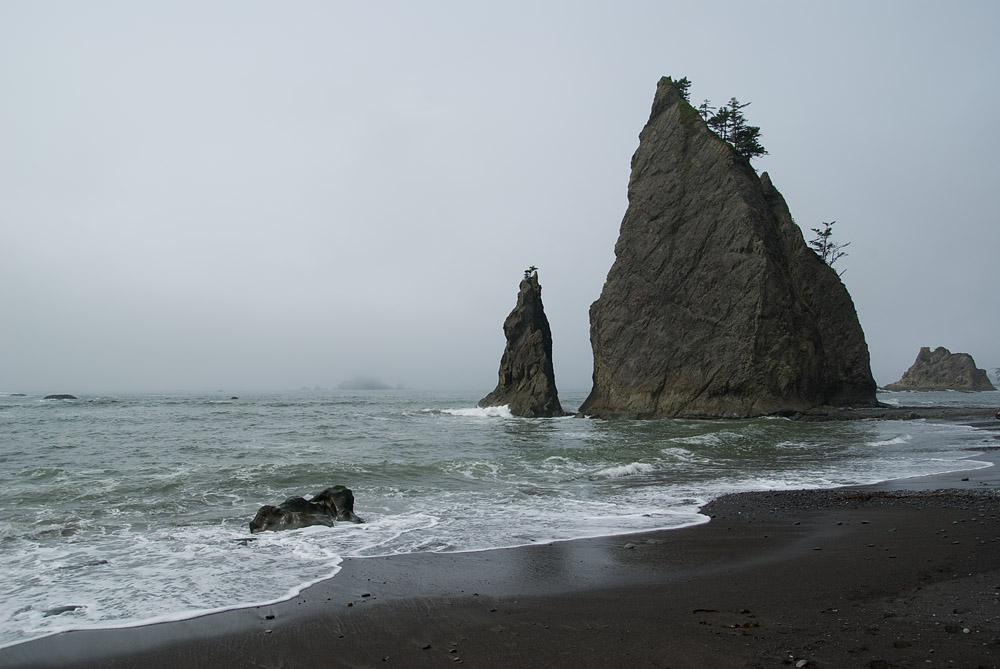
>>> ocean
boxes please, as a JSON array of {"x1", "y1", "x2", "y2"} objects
[{"x1": 1, "y1": 388, "x2": 996, "y2": 649}]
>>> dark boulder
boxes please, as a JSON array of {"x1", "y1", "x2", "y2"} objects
[
  {"x1": 44, "y1": 394, "x2": 78, "y2": 400},
  {"x1": 479, "y1": 271, "x2": 565, "y2": 417},
  {"x1": 43, "y1": 605, "x2": 85, "y2": 617},
  {"x1": 884, "y1": 347, "x2": 996, "y2": 391},
  {"x1": 580, "y1": 76, "x2": 878, "y2": 418},
  {"x1": 249, "y1": 485, "x2": 363, "y2": 534}
]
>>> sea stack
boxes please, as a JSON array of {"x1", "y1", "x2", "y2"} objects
[
  {"x1": 580, "y1": 76, "x2": 878, "y2": 418},
  {"x1": 884, "y1": 346, "x2": 996, "y2": 391},
  {"x1": 479, "y1": 271, "x2": 565, "y2": 417}
]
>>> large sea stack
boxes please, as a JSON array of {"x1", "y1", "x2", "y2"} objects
[
  {"x1": 479, "y1": 271, "x2": 565, "y2": 417},
  {"x1": 884, "y1": 346, "x2": 996, "y2": 391},
  {"x1": 580, "y1": 77, "x2": 878, "y2": 418}
]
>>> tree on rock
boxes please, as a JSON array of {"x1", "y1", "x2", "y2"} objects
[
  {"x1": 673, "y1": 77, "x2": 767, "y2": 163},
  {"x1": 673, "y1": 76, "x2": 692, "y2": 101},
  {"x1": 706, "y1": 98, "x2": 767, "y2": 162},
  {"x1": 580, "y1": 76, "x2": 877, "y2": 419},
  {"x1": 808, "y1": 221, "x2": 850, "y2": 275}
]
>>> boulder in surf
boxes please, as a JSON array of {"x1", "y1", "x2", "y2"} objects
[{"x1": 249, "y1": 485, "x2": 363, "y2": 533}]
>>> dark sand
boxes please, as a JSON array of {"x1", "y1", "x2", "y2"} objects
[{"x1": 3, "y1": 408, "x2": 999, "y2": 669}]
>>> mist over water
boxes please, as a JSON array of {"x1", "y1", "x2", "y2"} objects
[{"x1": 1, "y1": 389, "x2": 994, "y2": 648}]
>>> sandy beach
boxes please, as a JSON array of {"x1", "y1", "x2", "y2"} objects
[{"x1": 3, "y1": 410, "x2": 998, "y2": 669}]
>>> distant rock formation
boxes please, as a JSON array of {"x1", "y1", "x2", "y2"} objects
[
  {"x1": 580, "y1": 77, "x2": 878, "y2": 419},
  {"x1": 337, "y1": 376, "x2": 392, "y2": 391},
  {"x1": 884, "y1": 347, "x2": 996, "y2": 391},
  {"x1": 249, "y1": 485, "x2": 363, "y2": 533},
  {"x1": 479, "y1": 271, "x2": 565, "y2": 417},
  {"x1": 44, "y1": 394, "x2": 77, "y2": 400}
]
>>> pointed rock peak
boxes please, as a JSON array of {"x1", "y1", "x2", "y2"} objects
[
  {"x1": 651, "y1": 76, "x2": 685, "y2": 111},
  {"x1": 479, "y1": 270, "x2": 565, "y2": 417},
  {"x1": 580, "y1": 77, "x2": 878, "y2": 418}
]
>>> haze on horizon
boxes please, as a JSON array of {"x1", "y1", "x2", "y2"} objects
[{"x1": 2, "y1": 1, "x2": 998, "y2": 396}]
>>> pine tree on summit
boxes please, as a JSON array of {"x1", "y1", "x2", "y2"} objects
[
  {"x1": 706, "y1": 98, "x2": 767, "y2": 162},
  {"x1": 674, "y1": 77, "x2": 767, "y2": 163}
]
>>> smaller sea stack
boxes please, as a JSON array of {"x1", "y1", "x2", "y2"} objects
[
  {"x1": 479, "y1": 271, "x2": 565, "y2": 417},
  {"x1": 884, "y1": 347, "x2": 995, "y2": 391}
]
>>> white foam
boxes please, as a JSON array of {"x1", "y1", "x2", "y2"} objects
[
  {"x1": 669, "y1": 433, "x2": 721, "y2": 446},
  {"x1": 589, "y1": 462, "x2": 655, "y2": 479},
  {"x1": 441, "y1": 405, "x2": 513, "y2": 418},
  {"x1": 0, "y1": 520, "x2": 354, "y2": 649},
  {"x1": 446, "y1": 461, "x2": 502, "y2": 480},
  {"x1": 667, "y1": 429, "x2": 750, "y2": 447},
  {"x1": 660, "y1": 447, "x2": 710, "y2": 463},
  {"x1": 775, "y1": 441, "x2": 809, "y2": 451},
  {"x1": 866, "y1": 435, "x2": 912, "y2": 447}
]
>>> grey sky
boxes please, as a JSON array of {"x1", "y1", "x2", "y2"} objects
[{"x1": 2, "y1": 1, "x2": 997, "y2": 394}]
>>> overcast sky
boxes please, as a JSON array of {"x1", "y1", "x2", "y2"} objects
[{"x1": 2, "y1": 1, "x2": 997, "y2": 395}]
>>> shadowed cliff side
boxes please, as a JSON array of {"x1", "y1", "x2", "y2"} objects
[
  {"x1": 479, "y1": 272, "x2": 565, "y2": 417},
  {"x1": 580, "y1": 77, "x2": 878, "y2": 418}
]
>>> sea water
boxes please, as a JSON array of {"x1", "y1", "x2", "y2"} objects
[{"x1": 0, "y1": 388, "x2": 996, "y2": 648}]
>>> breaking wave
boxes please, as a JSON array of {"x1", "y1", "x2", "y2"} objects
[{"x1": 590, "y1": 462, "x2": 656, "y2": 479}]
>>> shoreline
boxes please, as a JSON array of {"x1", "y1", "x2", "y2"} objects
[
  {"x1": 3, "y1": 407, "x2": 998, "y2": 668},
  {"x1": 799, "y1": 404, "x2": 999, "y2": 424}
]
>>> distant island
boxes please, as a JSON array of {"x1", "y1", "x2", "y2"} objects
[
  {"x1": 884, "y1": 346, "x2": 995, "y2": 392},
  {"x1": 336, "y1": 376, "x2": 399, "y2": 391}
]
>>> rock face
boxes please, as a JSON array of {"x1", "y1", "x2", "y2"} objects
[
  {"x1": 479, "y1": 272, "x2": 565, "y2": 417},
  {"x1": 579, "y1": 77, "x2": 878, "y2": 418},
  {"x1": 249, "y1": 485, "x2": 363, "y2": 533},
  {"x1": 884, "y1": 347, "x2": 996, "y2": 391}
]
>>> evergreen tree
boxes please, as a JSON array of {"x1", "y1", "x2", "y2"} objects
[
  {"x1": 707, "y1": 98, "x2": 767, "y2": 161},
  {"x1": 674, "y1": 77, "x2": 692, "y2": 102},
  {"x1": 697, "y1": 99, "x2": 714, "y2": 120},
  {"x1": 707, "y1": 104, "x2": 734, "y2": 140},
  {"x1": 672, "y1": 77, "x2": 767, "y2": 163},
  {"x1": 809, "y1": 221, "x2": 850, "y2": 275}
]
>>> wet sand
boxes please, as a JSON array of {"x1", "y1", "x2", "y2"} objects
[{"x1": 3, "y1": 409, "x2": 999, "y2": 669}]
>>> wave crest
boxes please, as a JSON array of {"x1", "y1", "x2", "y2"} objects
[
  {"x1": 590, "y1": 462, "x2": 655, "y2": 479},
  {"x1": 866, "y1": 435, "x2": 912, "y2": 447},
  {"x1": 441, "y1": 406, "x2": 513, "y2": 418}
]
